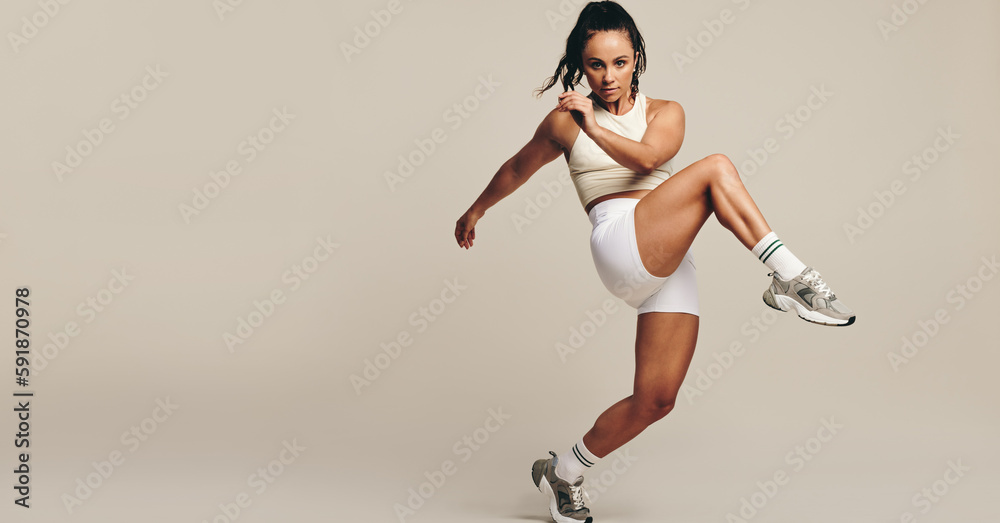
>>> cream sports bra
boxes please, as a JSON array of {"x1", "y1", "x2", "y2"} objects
[{"x1": 566, "y1": 91, "x2": 675, "y2": 209}]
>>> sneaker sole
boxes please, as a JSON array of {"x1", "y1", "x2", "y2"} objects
[
  {"x1": 764, "y1": 292, "x2": 855, "y2": 327},
  {"x1": 532, "y1": 461, "x2": 592, "y2": 523}
]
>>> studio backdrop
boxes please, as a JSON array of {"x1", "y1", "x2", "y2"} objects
[{"x1": 1, "y1": 1, "x2": 998, "y2": 522}]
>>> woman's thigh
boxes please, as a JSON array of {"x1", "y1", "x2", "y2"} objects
[
  {"x1": 633, "y1": 311, "x2": 700, "y2": 407},
  {"x1": 634, "y1": 154, "x2": 726, "y2": 278}
]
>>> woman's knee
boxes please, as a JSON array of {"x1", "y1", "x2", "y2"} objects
[
  {"x1": 703, "y1": 153, "x2": 740, "y2": 185},
  {"x1": 635, "y1": 394, "x2": 677, "y2": 424}
]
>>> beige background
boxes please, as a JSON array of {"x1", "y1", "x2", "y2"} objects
[{"x1": 1, "y1": 0, "x2": 998, "y2": 521}]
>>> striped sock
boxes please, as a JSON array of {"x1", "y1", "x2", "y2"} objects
[
  {"x1": 751, "y1": 231, "x2": 807, "y2": 280},
  {"x1": 555, "y1": 437, "x2": 600, "y2": 481}
]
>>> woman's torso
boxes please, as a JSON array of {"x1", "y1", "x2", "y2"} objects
[{"x1": 557, "y1": 91, "x2": 675, "y2": 215}]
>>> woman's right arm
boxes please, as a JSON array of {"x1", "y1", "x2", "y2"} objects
[{"x1": 455, "y1": 111, "x2": 565, "y2": 249}]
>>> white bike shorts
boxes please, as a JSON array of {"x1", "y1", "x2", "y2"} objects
[{"x1": 588, "y1": 197, "x2": 699, "y2": 316}]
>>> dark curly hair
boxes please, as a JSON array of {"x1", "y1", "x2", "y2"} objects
[{"x1": 534, "y1": 1, "x2": 647, "y2": 105}]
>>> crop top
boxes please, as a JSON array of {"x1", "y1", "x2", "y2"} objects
[{"x1": 566, "y1": 91, "x2": 675, "y2": 209}]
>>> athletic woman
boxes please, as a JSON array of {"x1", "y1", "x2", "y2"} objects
[{"x1": 453, "y1": 2, "x2": 855, "y2": 521}]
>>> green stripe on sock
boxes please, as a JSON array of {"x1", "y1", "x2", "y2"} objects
[
  {"x1": 758, "y1": 239, "x2": 781, "y2": 260},
  {"x1": 761, "y1": 242, "x2": 784, "y2": 264},
  {"x1": 573, "y1": 445, "x2": 593, "y2": 467}
]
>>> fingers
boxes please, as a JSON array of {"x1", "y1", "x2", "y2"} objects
[
  {"x1": 559, "y1": 94, "x2": 576, "y2": 111},
  {"x1": 557, "y1": 91, "x2": 588, "y2": 115},
  {"x1": 464, "y1": 227, "x2": 474, "y2": 248},
  {"x1": 455, "y1": 224, "x2": 474, "y2": 249},
  {"x1": 557, "y1": 91, "x2": 579, "y2": 111}
]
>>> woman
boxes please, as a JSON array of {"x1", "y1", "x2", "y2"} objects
[{"x1": 454, "y1": 2, "x2": 855, "y2": 521}]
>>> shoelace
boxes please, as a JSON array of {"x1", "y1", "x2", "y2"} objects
[
  {"x1": 802, "y1": 269, "x2": 835, "y2": 300},
  {"x1": 568, "y1": 483, "x2": 590, "y2": 510}
]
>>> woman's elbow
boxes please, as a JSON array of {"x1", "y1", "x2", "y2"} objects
[{"x1": 639, "y1": 148, "x2": 667, "y2": 175}]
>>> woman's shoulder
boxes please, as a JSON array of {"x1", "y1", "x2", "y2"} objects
[
  {"x1": 539, "y1": 103, "x2": 582, "y2": 153},
  {"x1": 643, "y1": 94, "x2": 684, "y2": 125}
]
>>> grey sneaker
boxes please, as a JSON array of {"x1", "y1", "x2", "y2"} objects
[
  {"x1": 531, "y1": 451, "x2": 593, "y2": 523},
  {"x1": 762, "y1": 266, "x2": 855, "y2": 326}
]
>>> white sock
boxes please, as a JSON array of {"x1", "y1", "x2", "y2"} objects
[
  {"x1": 555, "y1": 437, "x2": 600, "y2": 482},
  {"x1": 751, "y1": 231, "x2": 807, "y2": 280}
]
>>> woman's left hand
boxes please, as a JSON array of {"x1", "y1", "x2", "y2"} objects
[{"x1": 557, "y1": 90, "x2": 599, "y2": 137}]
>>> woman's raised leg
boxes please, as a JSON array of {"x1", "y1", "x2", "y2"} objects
[
  {"x1": 634, "y1": 153, "x2": 772, "y2": 278},
  {"x1": 633, "y1": 153, "x2": 855, "y2": 325}
]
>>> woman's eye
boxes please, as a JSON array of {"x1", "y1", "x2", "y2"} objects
[{"x1": 616, "y1": 60, "x2": 626, "y2": 67}]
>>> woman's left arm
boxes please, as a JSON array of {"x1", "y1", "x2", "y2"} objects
[{"x1": 591, "y1": 100, "x2": 685, "y2": 175}]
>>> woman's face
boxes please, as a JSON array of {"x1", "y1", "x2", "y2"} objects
[{"x1": 581, "y1": 31, "x2": 637, "y2": 103}]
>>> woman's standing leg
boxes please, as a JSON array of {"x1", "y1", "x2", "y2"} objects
[{"x1": 557, "y1": 310, "x2": 698, "y2": 478}]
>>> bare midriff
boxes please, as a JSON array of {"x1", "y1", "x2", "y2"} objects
[{"x1": 584, "y1": 189, "x2": 651, "y2": 215}]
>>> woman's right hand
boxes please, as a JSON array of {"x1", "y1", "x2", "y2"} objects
[
  {"x1": 455, "y1": 207, "x2": 483, "y2": 249},
  {"x1": 558, "y1": 90, "x2": 599, "y2": 137}
]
